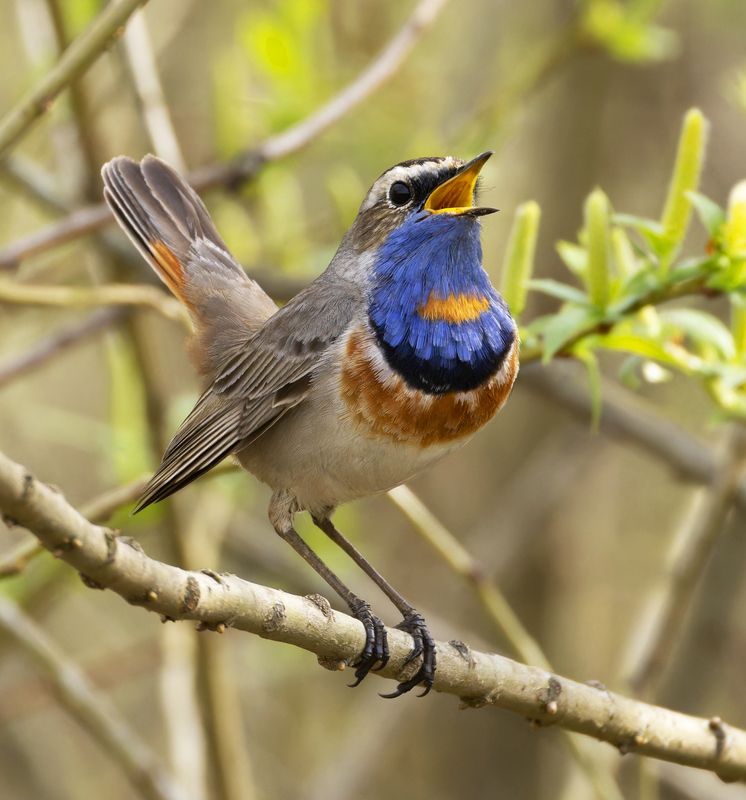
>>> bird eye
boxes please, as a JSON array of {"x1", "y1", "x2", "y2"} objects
[{"x1": 388, "y1": 181, "x2": 412, "y2": 206}]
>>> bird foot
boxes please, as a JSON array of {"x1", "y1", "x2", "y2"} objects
[
  {"x1": 380, "y1": 610, "x2": 436, "y2": 699},
  {"x1": 348, "y1": 600, "x2": 389, "y2": 687}
]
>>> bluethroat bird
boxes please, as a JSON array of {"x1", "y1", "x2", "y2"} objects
[{"x1": 101, "y1": 152, "x2": 518, "y2": 697}]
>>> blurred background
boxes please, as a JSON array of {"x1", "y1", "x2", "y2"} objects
[{"x1": 1, "y1": 0, "x2": 746, "y2": 798}]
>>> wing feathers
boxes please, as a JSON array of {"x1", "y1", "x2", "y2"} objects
[{"x1": 101, "y1": 156, "x2": 360, "y2": 511}]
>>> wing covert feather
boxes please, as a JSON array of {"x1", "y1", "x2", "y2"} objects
[{"x1": 135, "y1": 278, "x2": 362, "y2": 510}]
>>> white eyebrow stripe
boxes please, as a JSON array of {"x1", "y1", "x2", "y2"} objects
[{"x1": 360, "y1": 157, "x2": 462, "y2": 211}]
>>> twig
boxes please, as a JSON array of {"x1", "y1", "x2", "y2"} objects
[
  {"x1": 0, "y1": 595, "x2": 185, "y2": 800},
  {"x1": 192, "y1": 0, "x2": 451, "y2": 187},
  {"x1": 121, "y1": 9, "x2": 186, "y2": 172},
  {"x1": 44, "y1": 0, "x2": 105, "y2": 197},
  {"x1": 0, "y1": 280, "x2": 189, "y2": 326},
  {"x1": 2, "y1": 450, "x2": 746, "y2": 782},
  {"x1": 388, "y1": 485, "x2": 623, "y2": 800},
  {"x1": 388, "y1": 486, "x2": 548, "y2": 668},
  {"x1": 520, "y1": 274, "x2": 713, "y2": 364},
  {"x1": 0, "y1": 0, "x2": 451, "y2": 268},
  {"x1": 620, "y1": 426, "x2": 746, "y2": 697},
  {"x1": 0, "y1": 0, "x2": 147, "y2": 158},
  {"x1": 0, "y1": 306, "x2": 126, "y2": 389},
  {"x1": 185, "y1": 490, "x2": 257, "y2": 800},
  {"x1": 0, "y1": 155, "x2": 68, "y2": 214}
]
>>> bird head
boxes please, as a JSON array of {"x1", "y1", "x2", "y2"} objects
[{"x1": 349, "y1": 152, "x2": 497, "y2": 251}]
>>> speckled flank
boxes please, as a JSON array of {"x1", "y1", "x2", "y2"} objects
[
  {"x1": 340, "y1": 328, "x2": 518, "y2": 446},
  {"x1": 418, "y1": 292, "x2": 490, "y2": 323}
]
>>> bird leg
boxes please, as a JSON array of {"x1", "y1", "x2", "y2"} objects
[
  {"x1": 312, "y1": 515, "x2": 436, "y2": 698},
  {"x1": 269, "y1": 492, "x2": 388, "y2": 686}
]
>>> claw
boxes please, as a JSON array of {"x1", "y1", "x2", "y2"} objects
[
  {"x1": 380, "y1": 611, "x2": 436, "y2": 699},
  {"x1": 348, "y1": 601, "x2": 389, "y2": 687}
]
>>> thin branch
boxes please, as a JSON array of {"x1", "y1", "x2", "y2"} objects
[
  {"x1": 0, "y1": 155, "x2": 69, "y2": 214},
  {"x1": 520, "y1": 274, "x2": 713, "y2": 364},
  {"x1": 0, "y1": 280, "x2": 188, "y2": 326},
  {"x1": 185, "y1": 492, "x2": 256, "y2": 800},
  {"x1": 0, "y1": 595, "x2": 185, "y2": 800},
  {"x1": 121, "y1": 9, "x2": 186, "y2": 172},
  {"x1": 388, "y1": 486, "x2": 623, "y2": 800},
  {"x1": 0, "y1": 306, "x2": 126, "y2": 389},
  {"x1": 0, "y1": 0, "x2": 147, "y2": 158},
  {"x1": 620, "y1": 426, "x2": 746, "y2": 697},
  {"x1": 2, "y1": 450, "x2": 746, "y2": 782},
  {"x1": 388, "y1": 486, "x2": 549, "y2": 668},
  {"x1": 521, "y1": 363, "x2": 746, "y2": 511},
  {"x1": 0, "y1": 0, "x2": 450, "y2": 269},
  {"x1": 192, "y1": 0, "x2": 451, "y2": 187}
]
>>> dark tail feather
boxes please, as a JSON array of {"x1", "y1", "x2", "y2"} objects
[{"x1": 101, "y1": 155, "x2": 278, "y2": 379}]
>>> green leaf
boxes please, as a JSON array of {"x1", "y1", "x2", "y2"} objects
[
  {"x1": 593, "y1": 331, "x2": 695, "y2": 371},
  {"x1": 500, "y1": 201, "x2": 541, "y2": 319},
  {"x1": 659, "y1": 108, "x2": 709, "y2": 263},
  {"x1": 731, "y1": 294, "x2": 746, "y2": 360},
  {"x1": 572, "y1": 343, "x2": 603, "y2": 430},
  {"x1": 556, "y1": 241, "x2": 587, "y2": 277},
  {"x1": 618, "y1": 355, "x2": 643, "y2": 389},
  {"x1": 613, "y1": 213, "x2": 667, "y2": 254},
  {"x1": 724, "y1": 180, "x2": 746, "y2": 258},
  {"x1": 541, "y1": 305, "x2": 600, "y2": 362},
  {"x1": 528, "y1": 279, "x2": 589, "y2": 305},
  {"x1": 611, "y1": 226, "x2": 640, "y2": 281},
  {"x1": 659, "y1": 308, "x2": 735, "y2": 360},
  {"x1": 688, "y1": 191, "x2": 725, "y2": 237},
  {"x1": 584, "y1": 188, "x2": 612, "y2": 309}
]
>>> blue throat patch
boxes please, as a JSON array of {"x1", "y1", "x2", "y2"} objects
[{"x1": 368, "y1": 213, "x2": 516, "y2": 395}]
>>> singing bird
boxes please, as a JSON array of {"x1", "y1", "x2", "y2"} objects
[{"x1": 101, "y1": 152, "x2": 518, "y2": 697}]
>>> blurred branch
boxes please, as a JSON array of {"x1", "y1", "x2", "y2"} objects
[
  {"x1": 192, "y1": 0, "x2": 451, "y2": 187},
  {"x1": 184, "y1": 492, "x2": 256, "y2": 800},
  {"x1": 121, "y1": 9, "x2": 186, "y2": 172},
  {"x1": 3, "y1": 450, "x2": 746, "y2": 782},
  {"x1": 0, "y1": 0, "x2": 450, "y2": 269},
  {"x1": 0, "y1": 0, "x2": 147, "y2": 158},
  {"x1": 388, "y1": 486, "x2": 623, "y2": 800},
  {"x1": 0, "y1": 155, "x2": 68, "y2": 214},
  {"x1": 620, "y1": 426, "x2": 746, "y2": 697},
  {"x1": 521, "y1": 363, "x2": 746, "y2": 510},
  {"x1": 0, "y1": 279, "x2": 189, "y2": 325},
  {"x1": 44, "y1": 0, "x2": 105, "y2": 197},
  {"x1": 0, "y1": 306, "x2": 126, "y2": 389},
  {"x1": 465, "y1": 14, "x2": 581, "y2": 142},
  {"x1": 0, "y1": 595, "x2": 185, "y2": 800},
  {"x1": 388, "y1": 486, "x2": 548, "y2": 668}
]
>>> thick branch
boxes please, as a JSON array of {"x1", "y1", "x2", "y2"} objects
[
  {"x1": 0, "y1": 0, "x2": 147, "y2": 158},
  {"x1": 1, "y1": 450, "x2": 745, "y2": 782}
]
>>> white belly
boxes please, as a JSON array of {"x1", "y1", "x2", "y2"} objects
[{"x1": 236, "y1": 369, "x2": 461, "y2": 515}]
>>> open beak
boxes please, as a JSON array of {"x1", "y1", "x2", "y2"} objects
[{"x1": 423, "y1": 151, "x2": 498, "y2": 217}]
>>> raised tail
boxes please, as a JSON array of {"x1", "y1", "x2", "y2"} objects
[{"x1": 101, "y1": 155, "x2": 278, "y2": 379}]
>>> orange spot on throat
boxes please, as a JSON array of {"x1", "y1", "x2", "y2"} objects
[{"x1": 418, "y1": 292, "x2": 490, "y2": 323}]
